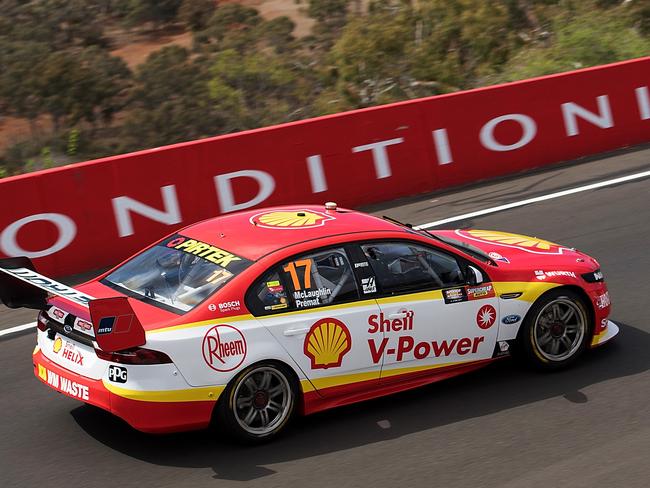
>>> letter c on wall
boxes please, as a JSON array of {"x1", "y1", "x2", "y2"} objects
[{"x1": 0, "y1": 213, "x2": 77, "y2": 258}]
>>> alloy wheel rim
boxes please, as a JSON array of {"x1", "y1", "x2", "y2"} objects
[
  {"x1": 233, "y1": 367, "x2": 292, "y2": 436},
  {"x1": 533, "y1": 297, "x2": 586, "y2": 362}
]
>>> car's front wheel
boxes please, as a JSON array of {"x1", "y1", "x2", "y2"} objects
[
  {"x1": 518, "y1": 289, "x2": 591, "y2": 370},
  {"x1": 215, "y1": 362, "x2": 296, "y2": 443}
]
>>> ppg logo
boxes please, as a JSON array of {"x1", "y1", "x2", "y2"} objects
[{"x1": 108, "y1": 365, "x2": 127, "y2": 383}]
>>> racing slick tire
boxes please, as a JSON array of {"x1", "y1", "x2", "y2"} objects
[
  {"x1": 214, "y1": 362, "x2": 297, "y2": 443},
  {"x1": 517, "y1": 288, "x2": 591, "y2": 371}
]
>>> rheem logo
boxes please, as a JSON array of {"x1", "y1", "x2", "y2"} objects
[{"x1": 202, "y1": 325, "x2": 247, "y2": 372}]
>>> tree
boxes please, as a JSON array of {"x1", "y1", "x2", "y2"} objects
[
  {"x1": 194, "y1": 3, "x2": 263, "y2": 52},
  {"x1": 0, "y1": 41, "x2": 50, "y2": 128},
  {"x1": 208, "y1": 48, "x2": 310, "y2": 127},
  {"x1": 327, "y1": 1, "x2": 416, "y2": 107},
  {"x1": 121, "y1": 46, "x2": 227, "y2": 149},
  {"x1": 307, "y1": 0, "x2": 350, "y2": 32},
  {"x1": 179, "y1": 0, "x2": 216, "y2": 31},
  {"x1": 125, "y1": 0, "x2": 183, "y2": 27},
  {"x1": 496, "y1": 7, "x2": 650, "y2": 82},
  {"x1": 0, "y1": 0, "x2": 109, "y2": 49},
  {"x1": 258, "y1": 16, "x2": 296, "y2": 53},
  {"x1": 34, "y1": 48, "x2": 131, "y2": 130}
]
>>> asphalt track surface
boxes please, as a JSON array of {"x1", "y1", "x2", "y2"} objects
[{"x1": 1, "y1": 147, "x2": 650, "y2": 488}]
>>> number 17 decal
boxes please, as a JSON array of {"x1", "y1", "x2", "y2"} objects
[{"x1": 283, "y1": 259, "x2": 313, "y2": 290}]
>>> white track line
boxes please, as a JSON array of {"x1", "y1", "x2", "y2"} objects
[
  {"x1": 0, "y1": 321, "x2": 36, "y2": 338},
  {"x1": 415, "y1": 169, "x2": 650, "y2": 229},
  {"x1": 0, "y1": 168, "x2": 649, "y2": 339}
]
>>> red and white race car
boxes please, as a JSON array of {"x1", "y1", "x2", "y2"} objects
[{"x1": 0, "y1": 203, "x2": 617, "y2": 442}]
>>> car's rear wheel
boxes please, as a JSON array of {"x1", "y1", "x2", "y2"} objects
[
  {"x1": 215, "y1": 362, "x2": 296, "y2": 443},
  {"x1": 518, "y1": 289, "x2": 590, "y2": 370}
]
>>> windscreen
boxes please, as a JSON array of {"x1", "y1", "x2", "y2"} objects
[{"x1": 102, "y1": 235, "x2": 251, "y2": 313}]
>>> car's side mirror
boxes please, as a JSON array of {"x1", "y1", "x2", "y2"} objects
[{"x1": 467, "y1": 265, "x2": 484, "y2": 285}]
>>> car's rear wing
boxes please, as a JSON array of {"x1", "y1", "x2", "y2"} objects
[
  {"x1": 0, "y1": 257, "x2": 93, "y2": 309},
  {"x1": 0, "y1": 257, "x2": 145, "y2": 352}
]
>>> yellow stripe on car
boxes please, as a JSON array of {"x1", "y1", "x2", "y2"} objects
[
  {"x1": 103, "y1": 381, "x2": 225, "y2": 403},
  {"x1": 300, "y1": 360, "x2": 474, "y2": 393},
  {"x1": 591, "y1": 329, "x2": 607, "y2": 347},
  {"x1": 493, "y1": 281, "x2": 559, "y2": 301},
  {"x1": 148, "y1": 298, "x2": 379, "y2": 334},
  {"x1": 148, "y1": 281, "x2": 557, "y2": 337}
]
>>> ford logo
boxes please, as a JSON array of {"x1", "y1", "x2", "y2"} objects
[
  {"x1": 502, "y1": 315, "x2": 521, "y2": 325},
  {"x1": 63, "y1": 324, "x2": 73, "y2": 333}
]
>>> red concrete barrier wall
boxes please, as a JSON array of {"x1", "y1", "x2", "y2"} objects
[{"x1": 2, "y1": 57, "x2": 649, "y2": 276}]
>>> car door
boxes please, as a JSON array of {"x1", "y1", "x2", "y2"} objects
[
  {"x1": 246, "y1": 246, "x2": 384, "y2": 397},
  {"x1": 356, "y1": 240, "x2": 500, "y2": 381}
]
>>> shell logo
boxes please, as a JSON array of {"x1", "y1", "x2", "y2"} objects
[
  {"x1": 458, "y1": 229, "x2": 566, "y2": 255},
  {"x1": 53, "y1": 337, "x2": 63, "y2": 354},
  {"x1": 304, "y1": 318, "x2": 352, "y2": 370},
  {"x1": 250, "y1": 209, "x2": 335, "y2": 230}
]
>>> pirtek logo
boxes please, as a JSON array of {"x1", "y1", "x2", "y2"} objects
[{"x1": 3, "y1": 86, "x2": 648, "y2": 262}]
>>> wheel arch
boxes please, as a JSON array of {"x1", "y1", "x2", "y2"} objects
[
  {"x1": 516, "y1": 284, "x2": 595, "y2": 343},
  {"x1": 211, "y1": 358, "x2": 306, "y2": 423}
]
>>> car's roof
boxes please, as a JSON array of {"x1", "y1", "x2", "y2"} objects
[{"x1": 181, "y1": 204, "x2": 404, "y2": 261}]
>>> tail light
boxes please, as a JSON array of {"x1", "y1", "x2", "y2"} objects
[
  {"x1": 95, "y1": 347, "x2": 172, "y2": 365},
  {"x1": 37, "y1": 311, "x2": 49, "y2": 331}
]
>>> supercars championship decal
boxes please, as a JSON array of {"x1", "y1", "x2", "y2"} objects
[
  {"x1": 304, "y1": 318, "x2": 352, "y2": 369},
  {"x1": 456, "y1": 229, "x2": 568, "y2": 255},
  {"x1": 202, "y1": 325, "x2": 247, "y2": 372},
  {"x1": 443, "y1": 284, "x2": 495, "y2": 304},
  {"x1": 250, "y1": 209, "x2": 335, "y2": 229}
]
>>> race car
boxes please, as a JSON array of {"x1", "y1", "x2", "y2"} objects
[{"x1": 0, "y1": 203, "x2": 617, "y2": 442}]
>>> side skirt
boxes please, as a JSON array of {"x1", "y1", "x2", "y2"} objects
[{"x1": 301, "y1": 358, "x2": 499, "y2": 416}]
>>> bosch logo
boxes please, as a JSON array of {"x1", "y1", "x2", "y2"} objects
[
  {"x1": 218, "y1": 300, "x2": 241, "y2": 312},
  {"x1": 108, "y1": 365, "x2": 127, "y2": 383}
]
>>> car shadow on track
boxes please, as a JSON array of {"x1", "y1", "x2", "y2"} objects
[{"x1": 72, "y1": 322, "x2": 649, "y2": 482}]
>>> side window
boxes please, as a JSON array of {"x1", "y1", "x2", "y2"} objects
[
  {"x1": 361, "y1": 241, "x2": 465, "y2": 294},
  {"x1": 283, "y1": 248, "x2": 359, "y2": 309},
  {"x1": 247, "y1": 248, "x2": 360, "y2": 315}
]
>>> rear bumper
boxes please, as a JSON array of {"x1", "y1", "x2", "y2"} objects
[{"x1": 33, "y1": 348, "x2": 218, "y2": 433}]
